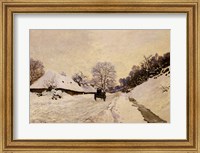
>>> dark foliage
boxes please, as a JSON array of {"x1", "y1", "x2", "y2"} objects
[
  {"x1": 30, "y1": 58, "x2": 45, "y2": 85},
  {"x1": 119, "y1": 52, "x2": 170, "y2": 92}
]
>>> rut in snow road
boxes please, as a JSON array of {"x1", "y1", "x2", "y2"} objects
[{"x1": 129, "y1": 98, "x2": 167, "y2": 123}]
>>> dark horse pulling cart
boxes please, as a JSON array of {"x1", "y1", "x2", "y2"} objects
[{"x1": 94, "y1": 88, "x2": 106, "y2": 101}]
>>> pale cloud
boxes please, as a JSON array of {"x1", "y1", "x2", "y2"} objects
[{"x1": 30, "y1": 30, "x2": 170, "y2": 83}]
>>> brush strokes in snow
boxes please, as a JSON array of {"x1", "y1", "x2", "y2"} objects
[
  {"x1": 30, "y1": 92, "x2": 145, "y2": 123},
  {"x1": 128, "y1": 70, "x2": 170, "y2": 122}
]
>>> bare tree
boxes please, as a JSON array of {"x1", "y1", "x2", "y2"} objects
[
  {"x1": 72, "y1": 71, "x2": 88, "y2": 86},
  {"x1": 91, "y1": 62, "x2": 116, "y2": 91},
  {"x1": 30, "y1": 58, "x2": 45, "y2": 85}
]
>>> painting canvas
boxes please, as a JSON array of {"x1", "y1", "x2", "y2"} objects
[{"x1": 30, "y1": 30, "x2": 170, "y2": 123}]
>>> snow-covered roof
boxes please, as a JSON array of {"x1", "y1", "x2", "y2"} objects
[
  {"x1": 81, "y1": 85, "x2": 96, "y2": 93},
  {"x1": 30, "y1": 70, "x2": 84, "y2": 92}
]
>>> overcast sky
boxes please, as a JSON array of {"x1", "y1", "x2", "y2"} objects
[{"x1": 30, "y1": 29, "x2": 170, "y2": 82}]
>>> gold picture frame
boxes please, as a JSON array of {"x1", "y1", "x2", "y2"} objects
[{"x1": 0, "y1": 0, "x2": 199, "y2": 152}]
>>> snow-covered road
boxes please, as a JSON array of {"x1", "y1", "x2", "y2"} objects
[{"x1": 30, "y1": 92, "x2": 146, "y2": 123}]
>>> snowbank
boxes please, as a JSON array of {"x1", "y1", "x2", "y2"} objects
[
  {"x1": 128, "y1": 72, "x2": 170, "y2": 122},
  {"x1": 81, "y1": 85, "x2": 96, "y2": 93},
  {"x1": 109, "y1": 93, "x2": 146, "y2": 123}
]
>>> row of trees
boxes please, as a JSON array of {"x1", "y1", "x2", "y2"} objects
[{"x1": 119, "y1": 52, "x2": 170, "y2": 91}]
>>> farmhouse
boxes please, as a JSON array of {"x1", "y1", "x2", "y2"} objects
[{"x1": 30, "y1": 70, "x2": 93, "y2": 95}]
